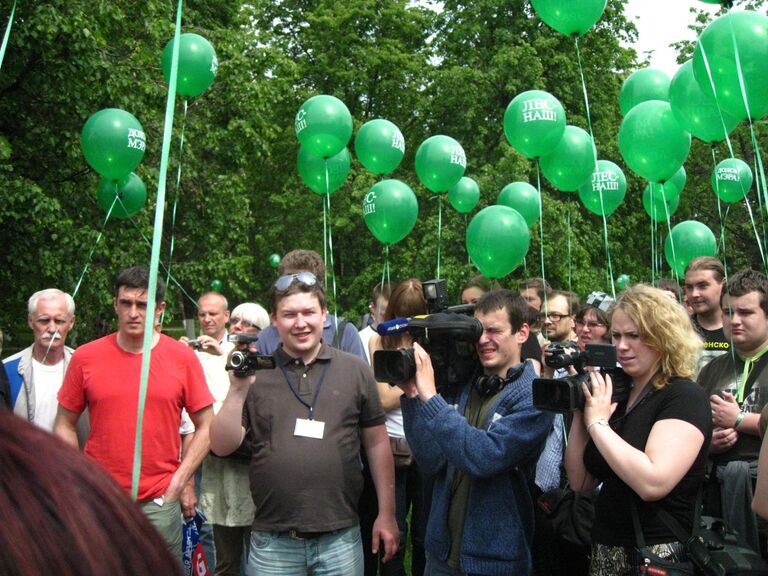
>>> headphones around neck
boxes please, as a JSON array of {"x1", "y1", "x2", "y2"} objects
[{"x1": 473, "y1": 362, "x2": 526, "y2": 397}]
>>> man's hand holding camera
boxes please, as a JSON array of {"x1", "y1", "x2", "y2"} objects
[
  {"x1": 398, "y1": 342, "x2": 437, "y2": 402},
  {"x1": 181, "y1": 334, "x2": 225, "y2": 356}
]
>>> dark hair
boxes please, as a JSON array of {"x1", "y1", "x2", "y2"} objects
[
  {"x1": 268, "y1": 278, "x2": 326, "y2": 314},
  {"x1": 462, "y1": 275, "x2": 498, "y2": 294},
  {"x1": 575, "y1": 305, "x2": 610, "y2": 333},
  {"x1": 685, "y1": 256, "x2": 725, "y2": 283},
  {"x1": 474, "y1": 289, "x2": 529, "y2": 333},
  {"x1": 519, "y1": 277, "x2": 551, "y2": 302},
  {"x1": 381, "y1": 279, "x2": 427, "y2": 349},
  {"x1": 550, "y1": 290, "x2": 580, "y2": 315},
  {"x1": 654, "y1": 278, "x2": 681, "y2": 301},
  {"x1": 723, "y1": 269, "x2": 768, "y2": 315},
  {"x1": 114, "y1": 266, "x2": 166, "y2": 304},
  {"x1": 278, "y1": 249, "x2": 325, "y2": 287},
  {"x1": 0, "y1": 412, "x2": 182, "y2": 576}
]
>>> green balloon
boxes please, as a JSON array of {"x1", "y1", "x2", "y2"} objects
[
  {"x1": 211, "y1": 279, "x2": 223, "y2": 292},
  {"x1": 297, "y1": 146, "x2": 350, "y2": 195},
  {"x1": 81, "y1": 108, "x2": 146, "y2": 181},
  {"x1": 618, "y1": 100, "x2": 691, "y2": 183},
  {"x1": 497, "y1": 182, "x2": 541, "y2": 227},
  {"x1": 354, "y1": 119, "x2": 405, "y2": 175},
  {"x1": 712, "y1": 158, "x2": 753, "y2": 203},
  {"x1": 504, "y1": 90, "x2": 566, "y2": 159},
  {"x1": 466, "y1": 206, "x2": 530, "y2": 278},
  {"x1": 415, "y1": 135, "x2": 466, "y2": 193},
  {"x1": 616, "y1": 274, "x2": 631, "y2": 290},
  {"x1": 269, "y1": 253, "x2": 281, "y2": 268},
  {"x1": 162, "y1": 33, "x2": 218, "y2": 98},
  {"x1": 448, "y1": 177, "x2": 480, "y2": 213},
  {"x1": 643, "y1": 184, "x2": 681, "y2": 222},
  {"x1": 664, "y1": 220, "x2": 717, "y2": 277},
  {"x1": 577, "y1": 160, "x2": 627, "y2": 216},
  {"x1": 295, "y1": 95, "x2": 353, "y2": 158},
  {"x1": 670, "y1": 60, "x2": 740, "y2": 143},
  {"x1": 540, "y1": 125, "x2": 596, "y2": 192},
  {"x1": 693, "y1": 11, "x2": 768, "y2": 121},
  {"x1": 619, "y1": 68, "x2": 671, "y2": 116},
  {"x1": 529, "y1": 0, "x2": 607, "y2": 37},
  {"x1": 363, "y1": 179, "x2": 418, "y2": 244},
  {"x1": 653, "y1": 166, "x2": 687, "y2": 202},
  {"x1": 97, "y1": 172, "x2": 147, "y2": 219}
]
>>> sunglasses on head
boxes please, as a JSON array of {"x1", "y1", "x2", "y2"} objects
[{"x1": 274, "y1": 272, "x2": 318, "y2": 291}]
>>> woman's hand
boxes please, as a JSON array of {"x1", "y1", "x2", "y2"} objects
[{"x1": 582, "y1": 370, "x2": 617, "y2": 429}]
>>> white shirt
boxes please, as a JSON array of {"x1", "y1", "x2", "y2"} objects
[{"x1": 31, "y1": 358, "x2": 66, "y2": 432}]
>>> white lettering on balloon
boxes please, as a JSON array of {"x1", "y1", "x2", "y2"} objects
[
  {"x1": 391, "y1": 132, "x2": 405, "y2": 153},
  {"x1": 127, "y1": 128, "x2": 146, "y2": 151},
  {"x1": 363, "y1": 190, "x2": 377, "y2": 215},
  {"x1": 592, "y1": 171, "x2": 619, "y2": 192},
  {"x1": 450, "y1": 145, "x2": 466, "y2": 168},
  {"x1": 521, "y1": 98, "x2": 557, "y2": 123},
  {"x1": 295, "y1": 109, "x2": 307, "y2": 134},
  {"x1": 716, "y1": 168, "x2": 740, "y2": 182}
]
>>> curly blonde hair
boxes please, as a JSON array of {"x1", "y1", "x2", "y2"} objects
[{"x1": 609, "y1": 284, "x2": 702, "y2": 388}]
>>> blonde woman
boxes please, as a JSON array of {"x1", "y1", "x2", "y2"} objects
[{"x1": 564, "y1": 285, "x2": 711, "y2": 575}]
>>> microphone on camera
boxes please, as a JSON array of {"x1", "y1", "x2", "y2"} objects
[{"x1": 376, "y1": 317, "x2": 411, "y2": 336}]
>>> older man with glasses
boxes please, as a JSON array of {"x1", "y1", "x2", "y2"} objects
[{"x1": 210, "y1": 271, "x2": 398, "y2": 575}]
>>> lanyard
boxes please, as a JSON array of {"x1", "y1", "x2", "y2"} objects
[
  {"x1": 739, "y1": 344, "x2": 768, "y2": 403},
  {"x1": 279, "y1": 361, "x2": 329, "y2": 421}
]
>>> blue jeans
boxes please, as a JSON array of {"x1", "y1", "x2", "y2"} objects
[{"x1": 246, "y1": 525, "x2": 363, "y2": 576}]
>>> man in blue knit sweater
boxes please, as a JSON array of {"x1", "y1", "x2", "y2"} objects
[{"x1": 401, "y1": 290, "x2": 553, "y2": 576}]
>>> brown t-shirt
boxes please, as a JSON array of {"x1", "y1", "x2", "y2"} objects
[{"x1": 242, "y1": 342, "x2": 385, "y2": 532}]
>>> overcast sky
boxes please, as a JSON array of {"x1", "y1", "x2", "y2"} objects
[{"x1": 624, "y1": 0, "x2": 721, "y2": 77}]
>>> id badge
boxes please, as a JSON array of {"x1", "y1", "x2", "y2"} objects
[{"x1": 294, "y1": 418, "x2": 325, "y2": 439}]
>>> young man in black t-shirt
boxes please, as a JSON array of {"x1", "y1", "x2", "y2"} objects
[{"x1": 685, "y1": 257, "x2": 729, "y2": 370}]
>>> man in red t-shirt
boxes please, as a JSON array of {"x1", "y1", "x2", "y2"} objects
[{"x1": 54, "y1": 266, "x2": 214, "y2": 560}]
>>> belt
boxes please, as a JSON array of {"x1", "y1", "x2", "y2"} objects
[{"x1": 288, "y1": 529, "x2": 334, "y2": 540}]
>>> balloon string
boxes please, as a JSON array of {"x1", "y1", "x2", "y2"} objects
[
  {"x1": 323, "y1": 161, "x2": 329, "y2": 288},
  {"x1": 72, "y1": 194, "x2": 117, "y2": 298},
  {"x1": 126, "y1": 212, "x2": 199, "y2": 309},
  {"x1": 650, "y1": 203, "x2": 656, "y2": 285},
  {"x1": 698, "y1": 42, "x2": 735, "y2": 158},
  {"x1": 566, "y1": 203, "x2": 572, "y2": 295},
  {"x1": 748, "y1": 124, "x2": 768, "y2": 266},
  {"x1": 132, "y1": 0, "x2": 182, "y2": 502},
  {"x1": 381, "y1": 245, "x2": 389, "y2": 292},
  {"x1": 437, "y1": 194, "x2": 443, "y2": 279},
  {"x1": 574, "y1": 36, "x2": 598, "y2": 169},
  {"x1": 536, "y1": 162, "x2": 547, "y2": 312},
  {"x1": 465, "y1": 213, "x2": 470, "y2": 265},
  {"x1": 662, "y1": 185, "x2": 680, "y2": 284},
  {"x1": 162, "y1": 98, "x2": 188, "y2": 323},
  {"x1": 325, "y1": 191, "x2": 339, "y2": 332},
  {"x1": 713, "y1": 147, "x2": 730, "y2": 275},
  {"x1": 598, "y1": 191, "x2": 615, "y2": 298},
  {"x1": 0, "y1": 0, "x2": 16, "y2": 72}
]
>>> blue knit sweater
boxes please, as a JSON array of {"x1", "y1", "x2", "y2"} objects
[{"x1": 401, "y1": 361, "x2": 553, "y2": 576}]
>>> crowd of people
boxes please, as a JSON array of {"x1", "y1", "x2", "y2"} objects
[{"x1": 3, "y1": 250, "x2": 768, "y2": 576}]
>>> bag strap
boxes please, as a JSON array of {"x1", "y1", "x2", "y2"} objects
[{"x1": 630, "y1": 496, "x2": 647, "y2": 549}]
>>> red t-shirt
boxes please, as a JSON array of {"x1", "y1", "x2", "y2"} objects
[{"x1": 58, "y1": 333, "x2": 213, "y2": 500}]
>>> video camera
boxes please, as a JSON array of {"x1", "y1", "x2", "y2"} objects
[
  {"x1": 373, "y1": 279, "x2": 482, "y2": 393},
  {"x1": 225, "y1": 334, "x2": 276, "y2": 377},
  {"x1": 533, "y1": 343, "x2": 630, "y2": 413}
]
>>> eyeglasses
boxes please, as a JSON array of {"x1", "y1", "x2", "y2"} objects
[
  {"x1": 274, "y1": 272, "x2": 318, "y2": 291},
  {"x1": 575, "y1": 320, "x2": 607, "y2": 330},
  {"x1": 230, "y1": 316, "x2": 255, "y2": 328},
  {"x1": 539, "y1": 312, "x2": 569, "y2": 322}
]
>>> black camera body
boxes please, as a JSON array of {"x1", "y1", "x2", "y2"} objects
[
  {"x1": 227, "y1": 333, "x2": 260, "y2": 344},
  {"x1": 227, "y1": 351, "x2": 276, "y2": 377},
  {"x1": 533, "y1": 343, "x2": 630, "y2": 413},
  {"x1": 373, "y1": 279, "x2": 482, "y2": 392}
]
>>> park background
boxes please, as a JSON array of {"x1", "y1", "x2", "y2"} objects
[{"x1": 0, "y1": 0, "x2": 765, "y2": 351}]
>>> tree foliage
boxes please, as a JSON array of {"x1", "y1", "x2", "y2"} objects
[{"x1": 1, "y1": 0, "x2": 766, "y2": 349}]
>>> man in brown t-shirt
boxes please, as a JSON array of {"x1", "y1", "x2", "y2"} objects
[{"x1": 209, "y1": 272, "x2": 398, "y2": 575}]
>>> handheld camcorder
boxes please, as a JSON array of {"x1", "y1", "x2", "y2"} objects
[
  {"x1": 373, "y1": 279, "x2": 482, "y2": 393},
  {"x1": 225, "y1": 334, "x2": 276, "y2": 376},
  {"x1": 532, "y1": 343, "x2": 630, "y2": 413}
]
